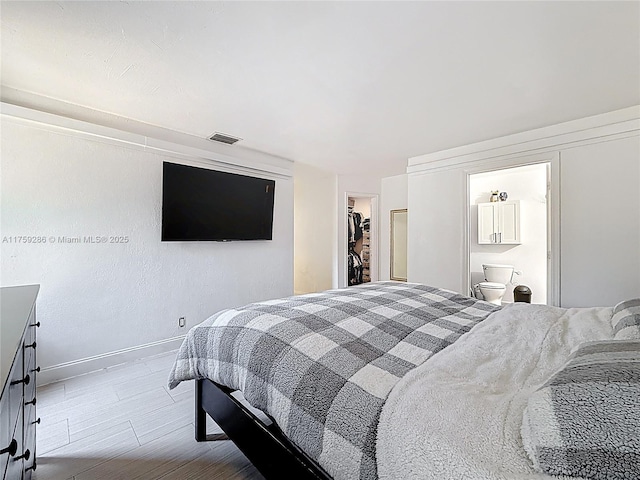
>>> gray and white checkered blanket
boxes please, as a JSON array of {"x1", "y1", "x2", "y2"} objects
[{"x1": 168, "y1": 281, "x2": 499, "y2": 479}]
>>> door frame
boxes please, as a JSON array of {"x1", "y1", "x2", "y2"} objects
[
  {"x1": 463, "y1": 152, "x2": 560, "y2": 306},
  {"x1": 342, "y1": 192, "x2": 379, "y2": 288}
]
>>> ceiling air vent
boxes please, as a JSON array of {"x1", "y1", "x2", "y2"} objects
[{"x1": 208, "y1": 132, "x2": 242, "y2": 145}]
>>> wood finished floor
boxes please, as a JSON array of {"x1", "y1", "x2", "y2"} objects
[{"x1": 33, "y1": 351, "x2": 263, "y2": 480}]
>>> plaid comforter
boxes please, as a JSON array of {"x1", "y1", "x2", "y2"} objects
[{"x1": 169, "y1": 281, "x2": 499, "y2": 479}]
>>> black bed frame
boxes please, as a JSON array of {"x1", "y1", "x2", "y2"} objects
[{"x1": 195, "y1": 379, "x2": 333, "y2": 479}]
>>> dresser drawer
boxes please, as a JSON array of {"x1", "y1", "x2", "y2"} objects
[
  {"x1": 7, "y1": 352, "x2": 25, "y2": 441},
  {"x1": 4, "y1": 407, "x2": 23, "y2": 480},
  {"x1": 0, "y1": 391, "x2": 13, "y2": 480},
  {"x1": 23, "y1": 376, "x2": 36, "y2": 414},
  {"x1": 23, "y1": 325, "x2": 37, "y2": 371},
  {"x1": 2, "y1": 348, "x2": 24, "y2": 480},
  {"x1": 24, "y1": 344, "x2": 36, "y2": 401},
  {"x1": 23, "y1": 402, "x2": 37, "y2": 479},
  {"x1": 24, "y1": 313, "x2": 35, "y2": 346}
]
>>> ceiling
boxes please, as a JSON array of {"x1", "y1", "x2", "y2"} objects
[{"x1": 1, "y1": 1, "x2": 639, "y2": 177}]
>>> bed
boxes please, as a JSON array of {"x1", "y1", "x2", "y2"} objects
[{"x1": 168, "y1": 281, "x2": 640, "y2": 480}]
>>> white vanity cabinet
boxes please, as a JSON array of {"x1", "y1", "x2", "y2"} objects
[{"x1": 477, "y1": 200, "x2": 520, "y2": 244}]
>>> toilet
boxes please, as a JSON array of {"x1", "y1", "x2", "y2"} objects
[{"x1": 476, "y1": 264, "x2": 517, "y2": 305}]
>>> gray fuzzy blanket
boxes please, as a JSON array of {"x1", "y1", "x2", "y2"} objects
[
  {"x1": 168, "y1": 281, "x2": 498, "y2": 479},
  {"x1": 522, "y1": 339, "x2": 640, "y2": 480}
]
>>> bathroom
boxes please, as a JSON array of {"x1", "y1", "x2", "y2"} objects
[{"x1": 469, "y1": 163, "x2": 548, "y2": 305}]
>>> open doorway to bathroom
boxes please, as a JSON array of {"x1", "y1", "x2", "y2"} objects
[{"x1": 469, "y1": 163, "x2": 549, "y2": 304}]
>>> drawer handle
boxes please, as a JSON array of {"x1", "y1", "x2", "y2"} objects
[
  {"x1": 32, "y1": 366, "x2": 41, "y2": 373},
  {"x1": 25, "y1": 341, "x2": 37, "y2": 349},
  {"x1": 11, "y1": 374, "x2": 30, "y2": 386},
  {"x1": 0, "y1": 439, "x2": 17, "y2": 457},
  {"x1": 26, "y1": 459, "x2": 37, "y2": 472},
  {"x1": 31, "y1": 321, "x2": 41, "y2": 328},
  {"x1": 33, "y1": 418, "x2": 41, "y2": 425},
  {"x1": 25, "y1": 397, "x2": 37, "y2": 406},
  {"x1": 15, "y1": 449, "x2": 30, "y2": 461}
]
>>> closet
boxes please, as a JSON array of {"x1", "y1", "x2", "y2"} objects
[{"x1": 348, "y1": 197, "x2": 371, "y2": 286}]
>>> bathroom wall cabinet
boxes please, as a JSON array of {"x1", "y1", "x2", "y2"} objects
[{"x1": 477, "y1": 200, "x2": 520, "y2": 244}]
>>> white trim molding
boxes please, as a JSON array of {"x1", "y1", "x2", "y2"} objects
[
  {"x1": 1, "y1": 100, "x2": 294, "y2": 178},
  {"x1": 408, "y1": 106, "x2": 640, "y2": 174},
  {"x1": 37, "y1": 335, "x2": 185, "y2": 386}
]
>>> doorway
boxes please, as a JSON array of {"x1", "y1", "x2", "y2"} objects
[
  {"x1": 468, "y1": 163, "x2": 549, "y2": 304},
  {"x1": 347, "y1": 195, "x2": 377, "y2": 286}
]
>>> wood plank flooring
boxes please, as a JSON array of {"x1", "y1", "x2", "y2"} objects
[{"x1": 33, "y1": 351, "x2": 263, "y2": 480}]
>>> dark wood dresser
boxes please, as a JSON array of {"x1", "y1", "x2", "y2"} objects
[{"x1": 1, "y1": 285, "x2": 40, "y2": 479}]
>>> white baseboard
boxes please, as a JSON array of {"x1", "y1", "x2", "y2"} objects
[{"x1": 37, "y1": 335, "x2": 185, "y2": 386}]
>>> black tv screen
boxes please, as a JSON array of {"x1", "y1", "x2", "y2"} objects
[{"x1": 162, "y1": 162, "x2": 275, "y2": 241}]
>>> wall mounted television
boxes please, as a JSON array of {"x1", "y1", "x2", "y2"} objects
[{"x1": 162, "y1": 162, "x2": 275, "y2": 241}]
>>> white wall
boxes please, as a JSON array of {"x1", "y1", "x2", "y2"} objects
[
  {"x1": 380, "y1": 175, "x2": 408, "y2": 281},
  {"x1": 469, "y1": 164, "x2": 547, "y2": 303},
  {"x1": 1, "y1": 114, "x2": 294, "y2": 381},
  {"x1": 337, "y1": 175, "x2": 381, "y2": 287},
  {"x1": 560, "y1": 137, "x2": 640, "y2": 307},
  {"x1": 352, "y1": 197, "x2": 371, "y2": 220},
  {"x1": 294, "y1": 162, "x2": 336, "y2": 294},
  {"x1": 406, "y1": 107, "x2": 640, "y2": 308},
  {"x1": 407, "y1": 168, "x2": 466, "y2": 291}
]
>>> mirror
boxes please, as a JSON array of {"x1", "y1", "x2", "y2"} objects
[{"x1": 390, "y1": 209, "x2": 408, "y2": 281}]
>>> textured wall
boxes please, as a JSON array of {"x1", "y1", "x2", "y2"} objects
[
  {"x1": 1, "y1": 120, "x2": 294, "y2": 370},
  {"x1": 293, "y1": 162, "x2": 336, "y2": 295},
  {"x1": 379, "y1": 175, "x2": 408, "y2": 281},
  {"x1": 560, "y1": 136, "x2": 640, "y2": 307},
  {"x1": 407, "y1": 168, "x2": 466, "y2": 292}
]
